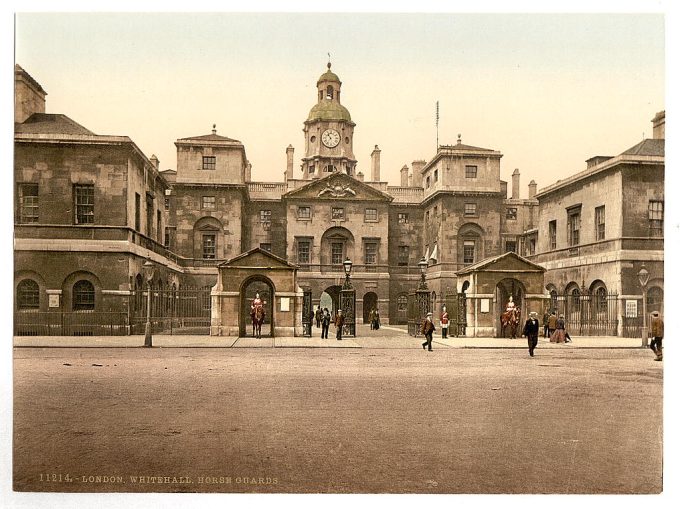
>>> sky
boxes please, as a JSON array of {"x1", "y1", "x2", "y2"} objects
[{"x1": 12, "y1": 10, "x2": 665, "y2": 196}]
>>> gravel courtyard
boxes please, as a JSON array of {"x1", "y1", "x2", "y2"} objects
[{"x1": 13, "y1": 346, "x2": 662, "y2": 494}]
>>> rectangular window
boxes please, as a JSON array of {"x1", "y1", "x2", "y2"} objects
[
  {"x1": 505, "y1": 241, "x2": 516, "y2": 253},
  {"x1": 595, "y1": 205, "x2": 606, "y2": 241},
  {"x1": 332, "y1": 207, "x2": 345, "y2": 220},
  {"x1": 297, "y1": 240, "x2": 310, "y2": 264},
  {"x1": 164, "y1": 196, "x2": 170, "y2": 210},
  {"x1": 463, "y1": 240, "x2": 475, "y2": 265},
  {"x1": 398, "y1": 212, "x2": 409, "y2": 224},
  {"x1": 146, "y1": 195, "x2": 154, "y2": 236},
  {"x1": 164, "y1": 227, "x2": 171, "y2": 249},
  {"x1": 260, "y1": 209, "x2": 272, "y2": 230},
  {"x1": 157, "y1": 210, "x2": 162, "y2": 242},
  {"x1": 202, "y1": 156, "x2": 216, "y2": 170},
  {"x1": 567, "y1": 208, "x2": 581, "y2": 246},
  {"x1": 331, "y1": 242, "x2": 344, "y2": 265},
  {"x1": 202, "y1": 234, "x2": 216, "y2": 259},
  {"x1": 74, "y1": 184, "x2": 95, "y2": 224},
  {"x1": 297, "y1": 206, "x2": 311, "y2": 219},
  {"x1": 649, "y1": 200, "x2": 664, "y2": 237},
  {"x1": 202, "y1": 196, "x2": 216, "y2": 210},
  {"x1": 18, "y1": 183, "x2": 39, "y2": 223},
  {"x1": 364, "y1": 242, "x2": 377, "y2": 266},
  {"x1": 464, "y1": 203, "x2": 477, "y2": 217},
  {"x1": 364, "y1": 208, "x2": 378, "y2": 222},
  {"x1": 425, "y1": 210, "x2": 430, "y2": 223},
  {"x1": 506, "y1": 207, "x2": 517, "y2": 220},
  {"x1": 398, "y1": 245, "x2": 409, "y2": 266},
  {"x1": 549, "y1": 220, "x2": 557, "y2": 250},
  {"x1": 529, "y1": 238, "x2": 536, "y2": 255},
  {"x1": 465, "y1": 165, "x2": 478, "y2": 178},
  {"x1": 433, "y1": 206, "x2": 438, "y2": 217},
  {"x1": 434, "y1": 169, "x2": 439, "y2": 182},
  {"x1": 260, "y1": 243, "x2": 271, "y2": 252},
  {"x1": 135, "y1": 193, "x2": 141, "y2": 230},
  {"x1": 426, "y1": 176, "x2": 431, "y2": 188}
]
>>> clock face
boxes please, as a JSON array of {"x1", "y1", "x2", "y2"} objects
[{"x1": 321, "y1": 129, "x2": 341, "y2": 148}]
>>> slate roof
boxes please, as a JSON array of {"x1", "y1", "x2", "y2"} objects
[
  {"x1": 620, "y1": 138, "x2": 664, "y2": 157},
  {"x1": 15, "y1": 113, "x2": 94, "y2": 135},
  {"x1": 177, "y1": 133, "x2": 242, "y2": 143}
]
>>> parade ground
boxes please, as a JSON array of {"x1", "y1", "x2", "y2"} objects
[{"x1": 12, "y1": 325, "x2": 663, "y2": 495}]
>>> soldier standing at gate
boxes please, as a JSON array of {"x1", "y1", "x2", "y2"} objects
[
  {"x1": 335, "y1": 309, "x2": 345, "y2": 341},
  {"x1": 440, "y1": 306, "x2": 449, "y2": 338}
]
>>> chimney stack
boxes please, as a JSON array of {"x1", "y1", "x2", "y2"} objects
[
  {"x1": 14, "y1": 64, "x2": 47, "y2": 123},
  {"x1": 652, "y1": 110, "x2": 665, "y2": 140},
  {"x1": 528, "y1": 180, "x2": 537, "y2": 199},
  {"x1": 245, "y1": 162, "x2": 252, "y2": 182},
  {"x1": 412, "y1": 160, "x2": 426, "y2": 187},
  {"x1": 371, "y1": 145, "x2": 381, "y2": 182},
  {"x1": 400, "y1": 165, "x2": 409, "y2": 187},
  {"x1": 357, "y1": 171, "x2": 364, "y2": 182},
  {"x1": 511, "y1": 168, "x2": 520, "y2": 199},
  {"x1": 285, "y1": 145, "x2": 294, "y2": 181},
  {"x1": 150, "y1": 155, "x2": 159, "y2": 170}
]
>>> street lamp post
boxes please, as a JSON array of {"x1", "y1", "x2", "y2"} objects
[
  {"x1": 637, "y1": 265, "x2": 649, "y2": 347},
  {"x1": 340, "y1": 257, "x2": 356, "y2": 337},
  {"x1": 143, "y1": 259, "x2": 155, "y2": 347},
  {"x1": 415, "y1": 257, "x2": 430, "y2": 336}
]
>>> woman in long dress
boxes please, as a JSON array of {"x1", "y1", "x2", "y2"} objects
[{"x1": 550, "y1": 314, "x2": 567, "y2": 343}]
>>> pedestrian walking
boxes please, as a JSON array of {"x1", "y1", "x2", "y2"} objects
[
  {"x1": 523, "y1": 311, "x2": 540, "y2": 357},
  {"x1": 440, "y1": 306, "x2": 449, "y2": 339},
  {"x1": 421, "y1": 312, "x2": 436, "y2": 351},
  {"x1": 547, "y1": 311, "x2": 558, "y2": 339},
  {"x1": 315, "y1": 306, "x2": 322, "y2": 328},
  {"x1": 373, "y1": 310, "x2": 381, "y2": 330},
  {"x1": 368, "y1": 308, "x2": 375, "y2": 330},
  {"x1": 550, "y1": 314, "x2": 571, "y2": 343},
  {"x1": 321, "y1": 307, "x2": 331, "y2": 339},
  {"x1": 335, "y1": 309, "x2": 345, "y2": 340},
  {"x1": 650, "y1": 311, "x2": 664, "y2": 361},
  {"x1": 542, "y1": 310, "x2": 550, "y2": 338}
]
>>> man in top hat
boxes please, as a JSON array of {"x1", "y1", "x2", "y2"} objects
[
  {"x1": 523, "y1": 311, "x2": 540, "y2": 357},
  {"x1": 650, "y1": 311, "x2": 664, "y2": 361},
  {"x1": 420, "y1": 312, "x2": 436, "y2": 352}
]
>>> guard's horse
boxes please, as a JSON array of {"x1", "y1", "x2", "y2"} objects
[
  {"x1": 250, "y1": 305, "x2": 265, "y2": 339},
  {"x1": 501, "y1": 308, "x2": 521, "y2": 339}
]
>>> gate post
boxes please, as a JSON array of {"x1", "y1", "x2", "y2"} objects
[
  {"x1": 340, "y1": 288, "x2": 356, "y2": 337},
  {"x1": 302, "y1": 289, "x2": 312, "y2": 337}
]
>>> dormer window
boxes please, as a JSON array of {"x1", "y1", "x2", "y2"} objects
[{"x1": 326, "y1": 85, "x2": 333, "y2": 100}]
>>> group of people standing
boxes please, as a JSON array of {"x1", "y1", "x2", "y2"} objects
[{"x1": 314, "y1": 306, "x2": 346, "y2": 340}]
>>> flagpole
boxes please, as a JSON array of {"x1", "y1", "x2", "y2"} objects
[{"x1": 436, "y1": 101, "x2": 439, "y2": 152}]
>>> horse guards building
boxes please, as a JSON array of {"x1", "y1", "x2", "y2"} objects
[{"x1": 14, "y1": 63, "x2": 664, "y2": 339}]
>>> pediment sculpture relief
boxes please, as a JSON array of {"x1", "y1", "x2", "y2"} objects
[{"x1": 318, "y1": 181, "x2": 357, "y2": 198}]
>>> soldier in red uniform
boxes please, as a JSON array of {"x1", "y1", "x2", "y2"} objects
[{"x1": 440, "y1": 306, "x2": 449, "y2": 338}]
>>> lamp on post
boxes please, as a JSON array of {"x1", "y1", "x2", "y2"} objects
[
  {"x1": 637, "y1": 264, "x2": 649, "y2": 347},
  {"x1": 418, "y1": 256, "x2": 428, "y2": 290},
  {"x1": 342, "y1": 257, "x2": 353, "y2": 290},
  {"x1": 340, "y1": 257, "x2": 356, "y2": 337},
  {"x1": 142, "y1": 258, "x2": 155, "y2": 348}
]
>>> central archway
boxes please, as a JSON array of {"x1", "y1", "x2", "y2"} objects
[
  {"x1": 320, "y1": 285, "x2": 342, "y2": 316},
  {"x1": 240, "y1": 275, "x2": 275, "y2": 337},
  {"x1": 496, "y1": 278, "x2": 526, "y2": 338},
  {"x1": 363, "y1": 292, "x2": 378, "y2": 323}
]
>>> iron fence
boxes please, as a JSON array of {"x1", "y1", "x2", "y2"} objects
[{"x1": 14, "y1": 311, "x2": 130, "y2": 336}]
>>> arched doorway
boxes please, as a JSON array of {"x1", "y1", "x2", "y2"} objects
[
  {"x1": 321, "y1": 285, "x2": 342, "y2": 316},
  {"x1": 495, "y1": 278, "x2": 526, "y2": 337},
  {"x1": 363, "y1": 292, "x2": 378, "y2": 323},
  {"x1": 240, "y1": 276, "x2": 275, "y2": 337}
]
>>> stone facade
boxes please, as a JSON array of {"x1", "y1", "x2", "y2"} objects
[{"x1": 13, "y1": 63, "x2": 664, "y2": 336}]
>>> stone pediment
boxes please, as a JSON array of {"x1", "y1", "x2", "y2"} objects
[
  {"x1": 283, "y1": 173, "x2": 393, "y2": 202},
  {"x1": 218, "y1": 247, "x2": 297, "y2": 270},
  {"x1": 456, "y1": 251, "x2": 546, "y2": 275}
]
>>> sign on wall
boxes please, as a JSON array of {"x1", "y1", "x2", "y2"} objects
[
  {"x1": 280, "y1": 297, "x2": 290, "y2": 312},
  {"x1": 480, "y1": 299, "x2": 490, "y2": 313},
  {"x1": 625, "y1": 300, "x2": 638, "y2": 318}
]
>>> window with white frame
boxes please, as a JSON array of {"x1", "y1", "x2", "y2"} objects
[
  {"x1": 18, "y1": 183, "x2": 39, "y2": 223},
  {"x1": 649, "y1": 200, "x2": 663, "y2": 237},
  {"x1": 595, "y1": 205, "x2": 605, "y2": 241},
  {"x1": 364, "y1": 208, "x2": 378, "y2": 222}
]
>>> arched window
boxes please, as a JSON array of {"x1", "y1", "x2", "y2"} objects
[
  {"x1": 17, "y1": 279, "x2": 39, "y2": 309},
  {"x1": 596, "y1": 287, "x2": 608, "y2": 313},
  {"x1": 549, "y1": 289, "x2": 558, "y2": 312},
  {"x1": 73, "y1": 280, "x2": 95, "y2": 310},
  {"x1": 647, "y1": 286, "x2": 663, "y2": 312},
  {"x1": 326, "y1": 85, "x2": 333, "y2": 100},
  {"x1": 570, "y1": 287, "x2": 581, "y2": 307},
  {"x1": 397, "y1": 294, "x2": 408, "y2": 311}
]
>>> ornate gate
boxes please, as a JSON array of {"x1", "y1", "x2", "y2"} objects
[
  {"x1": 408, "y1": 289, "x2": 431, "y2": 336},
  {"x1": 302, "y1": 289, "x2": 312, "y2": 337},
  {"x1": 444, "y1": 291, "x2": 467, "y2": 337},
  {"x1": 340, "y1": 287, "x2": 356, "y2": 337},
  {"x1": 131, "y1": 285, "x2": 212, "y2": 335},
  {"x1": 553, "y1": 288, "x2": 619, "y2": 336}
]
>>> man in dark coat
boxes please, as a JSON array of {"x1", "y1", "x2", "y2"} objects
[
  {"x1": 650, "y1": 311, "x2": 664, "y2": 361},
  {"x1": 547, "y1": 311, "x2": 558, "y2": 338},
  {"x1": 335, "y1": 309, "x2": 345, "y2": 341},
  {"x1": 421, "y1": 312, "x2": 436, "y2": 351},
  {"x1": 523, "y1": 311, "x2": 540, "y2": 357},
  {"x1": 321, "y1": 308, "x2": 331, "y2": 339}
]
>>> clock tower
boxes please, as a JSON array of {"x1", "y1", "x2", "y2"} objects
[{"x1": 301, "y1": 63, "x2": 357, "y2": 179}]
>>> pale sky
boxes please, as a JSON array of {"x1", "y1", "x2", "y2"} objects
[{"x1": 13, "y1": 11, "x2": 665, "y2": 196}]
